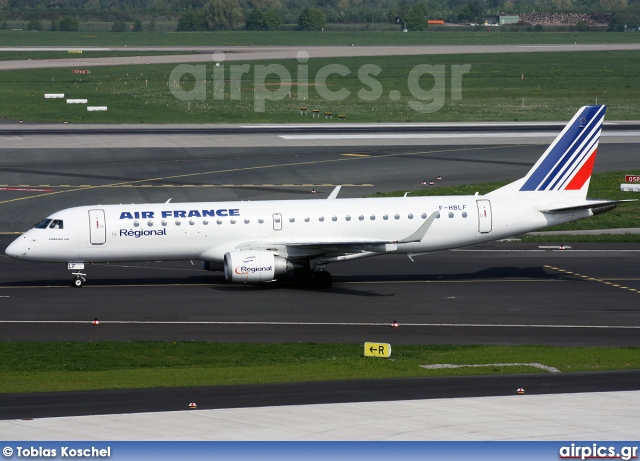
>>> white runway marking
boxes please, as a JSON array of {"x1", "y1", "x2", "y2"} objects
[
  {"x1": 420, "y1": 362, "x2": 561, "y2": 372},
  {"x1": 0, "y1": 320, "x2": 638, "y2": 329},
  {"x1": 280, "y1": 131, "x2": 640, "y2": 140}
]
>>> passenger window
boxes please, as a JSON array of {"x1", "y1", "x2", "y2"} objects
[
  {"x1": 203, "y1": 220, "x2": 209, "y2": 225},
  {"x1": 370, "y1": 214, "x2": 375, "y2": 220},
  {"x1": 421, "y1": 213, "x2": 427, "y2": 219},
  {"x1": 462, "y1": 212, "x2": 467, "y2": 218},
  {"x1": 246, "y1": 218, "x2": 252, "y2": 224},
  {"x1": 259, "y1": 218, "x2": 264, "y2": 224},
  {"x1": 358, "y1": 215, "x2": 364, "y2": 221},
  {"x1": 175, "y1": 220, "x2": 182, "y2": 226},
  {"x1": 408, "y1": 213, "x2": 413, "y2": 219},
  {"x1": 289, "y1": 217, "x2": 295, "y2": 223},
  {"x1": 345, "y1": 215, "x2": 351, "y2": 221},
  {"x1": 230, "y1": 219, "x2": 236, "y2": 224},
  {"x1": 134, "y1": 221, "x2": 140, "y2": 227},
  {"x1": 332, "y1": 216, "x2": 337, "y2": 221},
  {"x1": 161, "y1": 220, "x2": 167, "y2": 226},
  {"x1": 448, "y1": 212, "x2": 454, "y2": 218},
  {"x1": 304, "y1": 217, "x2": 309, "y2": 222},
  {"x1": 383, "y1": 214, "x2": 388, "y2": 220},
  {"x1": 394, "y1": 214, "x2": 400, "y2": 220},
  {"x1": 319, "y1": 216, "x2": 324, "y2": 222},
  {"x1": 189, "y1": 219, "x2": 195, "y2": 226},
  {"x1": 147, "y1": 220, "x2": 153, "y2": 227}
]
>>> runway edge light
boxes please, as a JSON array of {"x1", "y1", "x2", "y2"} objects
[{"x1": 364, "y1": 342, "x2": 391, "y2": 358}]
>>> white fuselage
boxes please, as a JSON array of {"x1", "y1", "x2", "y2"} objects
[{"x1": 5, "y1": 194, "x2": 589, "y2": 265}]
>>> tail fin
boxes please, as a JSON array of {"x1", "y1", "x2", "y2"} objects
[{"x1": 489, "y1": 105, "x2": 606, "y2": 198}]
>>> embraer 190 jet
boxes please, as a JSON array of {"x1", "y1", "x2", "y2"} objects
[{"x1": 6, "y1": 105, "x2": 623, "y2": 288}]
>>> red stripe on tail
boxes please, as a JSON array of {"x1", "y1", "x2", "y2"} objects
[{"x1": 565, "y1": 148, "x2": 597, "y2": 191}]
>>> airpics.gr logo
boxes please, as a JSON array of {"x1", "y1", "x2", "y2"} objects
[{"x1": 169, "y1": 51, "x2": 472, "y2": 114}]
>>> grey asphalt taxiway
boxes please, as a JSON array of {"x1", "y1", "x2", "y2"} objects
[{"x1": 1, "y1": 126, "x2": 639, "y2": 435}]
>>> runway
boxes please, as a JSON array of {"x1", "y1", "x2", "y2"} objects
[
  {"x1": 1, "y1": 242, "x2": 640, "y2": 346},
  {"x1": 1, "y1": 126, "x2": 639, "y2": 437},
  {"x1": 2, "y1": 44, "x2": 640, "y2": 71}
]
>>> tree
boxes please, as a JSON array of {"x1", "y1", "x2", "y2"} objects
[
  {"x1": 600, "y1": 0, "x2": 627, "y2": 10},
  {"x1": 457, "y1": 0, "x2": 486, "y2": 23},
  {"x1": 58, "y1": 16, "x2": 79, "y2": 31},
  {"x1": 28, "y1": 19, "x2": 43, "y2": 31},
  {"x1": 176, "y1": 9, "x2": 208, "y2": 31},
  {"x1": 245, "y1": 9, "x2": 265, "y2": 30},
  {"x1": 262, "y1": 9, "x2": 281, "y2": 30},
  {"x1": 206, "y1": 0, "x2": 244, "y2": 30},
  {"x1": 133, "y1": 19, "x2": 143, "y2": 31},
  {"x1": 297, "y1": 8, "x2": 325, "y2": 31},
  {"x1": 404, "y1": 1, "x2": 428, "y2": 30}
]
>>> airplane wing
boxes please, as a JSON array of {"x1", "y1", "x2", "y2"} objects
[{"x1": 235, "y1": 212, "x2": 439, "y2": 254}]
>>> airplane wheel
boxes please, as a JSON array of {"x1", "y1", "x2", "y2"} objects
[
  {"x1": 72, "y1": 277, "x2": 84, "y2": 288},
  {"x1": 312, "y1": 270, "x2": 333, "y2": 289}
]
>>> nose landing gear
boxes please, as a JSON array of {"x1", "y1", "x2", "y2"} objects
[
  {"x1": 68, "y1": 262, "x2": 86, "y2": 288},
  {"x1": 71, "y1": 272, "x2": 86, "y2": 288}
]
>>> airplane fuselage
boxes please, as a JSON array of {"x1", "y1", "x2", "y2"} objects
[{"x1": 6, "y1": 194, "x2": 589, "y2": 264}]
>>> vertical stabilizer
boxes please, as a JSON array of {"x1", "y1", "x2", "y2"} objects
[{"x1": 488, "y1": 105, "x2": 606, "y2": 198}]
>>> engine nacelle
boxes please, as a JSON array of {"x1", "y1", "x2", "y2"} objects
[{"x1": 224, "y1": 250, "x2": 293, "y2": 283}]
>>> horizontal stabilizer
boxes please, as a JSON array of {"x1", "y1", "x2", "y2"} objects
[{"x1": 539, "y1": 199, "x2": 634, "y2": 214}]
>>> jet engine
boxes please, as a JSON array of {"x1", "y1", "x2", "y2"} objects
[{"x1": 223, "y1": 250, "x2": 294, "y2": 283}]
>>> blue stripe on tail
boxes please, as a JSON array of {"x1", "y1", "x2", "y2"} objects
[{"x1": 520, "y1": 105, "x2": 606, "y2": 192}]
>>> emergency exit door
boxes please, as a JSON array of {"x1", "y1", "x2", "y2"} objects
[
  {"x1": 476, "y1": 200, "x2": 492, "y2": 234},
  {"x1": 89, "y1": 209, "x2": 106, "y2": 245},
  {"x1": 273, "y1": 213, "x2": 282, "y2": 231}
]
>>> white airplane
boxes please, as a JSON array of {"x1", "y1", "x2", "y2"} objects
[{"x1": 5, "y1": 105, "x2": 624, "y2": 288}]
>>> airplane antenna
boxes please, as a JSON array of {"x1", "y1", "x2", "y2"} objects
[
  {"x1": 166, "y1": 198, "x2": 172, "y2": 203},
  {"x1": 403, "y1": 192, "x2": 409, "y2": 197}
]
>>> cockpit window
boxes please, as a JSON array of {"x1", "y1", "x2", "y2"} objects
[
  {"x1": 49, "y1": 220, "x2": 63, "y2": 229},
  {"x1": 34, "y1": 219, "x2": 52, "y2": 229}
]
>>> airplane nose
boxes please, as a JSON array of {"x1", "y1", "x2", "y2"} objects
[{"x1": 5, "y1": 235, "x2": 30, "y2": 259}]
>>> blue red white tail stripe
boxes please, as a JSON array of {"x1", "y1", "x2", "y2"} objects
[{"x1": 520, "y1": 105, "x2": 606, "y2": 192}]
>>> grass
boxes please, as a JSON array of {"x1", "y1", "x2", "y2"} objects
[
  {"x1": 372, "y1": 170, "x2": 640, "y2": 239},
  {"x1": 1, "y1": 30, "x2": 640, "y2": 47},
  {"x1": 0, "y1": 50, "x2": 639, "y2": 123},
  {"x1": 0, "y1": 342, "x2": 638, "y2": 393}
]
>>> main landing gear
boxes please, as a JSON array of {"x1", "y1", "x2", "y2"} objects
[
  {"x1": 296, "y1": 268, "x2": 333, "y2": 288},
  {"x1": 311, "y1": 270, "x2": 333, "y2": 289}
]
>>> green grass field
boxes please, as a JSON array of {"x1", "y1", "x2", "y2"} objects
[
  {"x1": 0, "y1": 342, "x2": 638, "y2": 393},
  {"x1": 1, "y1": 30, "x2": 639, "y2": 47},
  {"x1": 0, "y1": 50, "x2": 638, "y2": 123}
]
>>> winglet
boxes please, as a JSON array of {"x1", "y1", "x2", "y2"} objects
[
  {"x1": 398, "y1": 212, "x2": 438, "y2": 243},
  {"x1": 327, "y1": 186, "x2": 341, "y2": 200}
]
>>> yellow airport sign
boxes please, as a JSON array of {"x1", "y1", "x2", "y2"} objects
[{"x1": 364, "y1": 342, "x2": 391, "y2": 358}]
